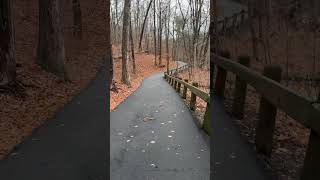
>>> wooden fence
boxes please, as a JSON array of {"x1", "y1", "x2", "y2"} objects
[
  {"x1": 212, "y1": 53, "x2": 320, "y2": 180},
  {"x1": 164, "y1": 65, "x2": 211, "y2": 135}
]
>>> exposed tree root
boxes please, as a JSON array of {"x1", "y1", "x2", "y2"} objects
[{"x1": 110, "y1": 81, "x2": 119, "y2": 93}]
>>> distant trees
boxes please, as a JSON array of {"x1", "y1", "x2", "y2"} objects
[
  {"x1": 0, "y1": 0, "x2": 16, "y2": 87},
  {"x1": 109, "y1": 0, "x2": 210, "y2": 84},
  {"x1": 138, "y1": 0, "x2": 153, "y2": 51},
  {"x1": 37, "y1": 0, "x2": 67, "y2": 80},
  {"x1": 121, "y1": 0, "x2": 131, "y2": 86}
]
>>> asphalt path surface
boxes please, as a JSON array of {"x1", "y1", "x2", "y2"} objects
[{"x1": 110, "y1": 62, "x2": 210, "y2": 180}]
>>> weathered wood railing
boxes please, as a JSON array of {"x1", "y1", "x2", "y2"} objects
[
  {"x1": 212, "y1": 53, "x2": 320, "y2": 180},
  {"x1": 164, "y1": 67, "x2": 211, "y2": 135},
  {"x1": 167, "y1": 64, "x2": 189, "y2": 75}
]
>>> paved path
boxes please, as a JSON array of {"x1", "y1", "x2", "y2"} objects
[
  {"x1": 110, "y1": 63, "x2": 210, "y2": 180},
  {"x1": 211, "y1": 97, "x2": 269, "y2": 180},
  {"x1": 0, "y1": 65, "x2": 108, "y2": 180}
]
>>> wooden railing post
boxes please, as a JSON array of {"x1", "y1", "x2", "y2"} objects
[
  {"x1": 232, "y1": 56, "x2": 250, "y2": 119},
  {"x1": 301, "y1": 112, "x2": 320, "y2": 180},
  {"x1": 240, "y1": 10, "x2": 245, "y2": 23},
  {"x1": 224, "y1": 17, "x2": 229, "y2": 34},
  {"x1": 183, "y1": 79, "x2": 188, "y2": 99},
  {"x1": 190, "y1": 82, "x2": 198, "y2": 111},
  {"x1": 203, "y1": 103, "x2": 211, "y2": 135},
  {"x1": 174, "y1": 78, "x2": 177, "y2": 89},
  {"x1": 177, "y1": 78, "x2": 182, "y2": 93},
  {"x1": 215, "y1": 51, "x2": 230, "y2": 98},
  {"x1": 255, "y1": 65, "x2": 282, "y2": 156},
  {"x1": 215, "y1": 67, "x2": 227, "y2": 97}
]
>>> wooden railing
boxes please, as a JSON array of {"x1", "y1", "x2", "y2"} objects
[
  {"x1": 164, "y1": 66, "x2": 211, "y2": 135},
  {"x1": 167, "y1": 64, "x2": 189, "y2": 75},
  {"x1": 212, "y1": 53, "x2": 320, "y2": 179}
]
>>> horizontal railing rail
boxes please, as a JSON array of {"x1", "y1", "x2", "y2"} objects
[{"x1": 166, "y1": 74, "x2": 210, "y2": 103}]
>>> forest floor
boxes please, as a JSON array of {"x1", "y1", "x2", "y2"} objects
[
  {"x1": 110, "y1": 46, "x2": 176, "y2": 111},
  {"x1": 222, "y1": 16, "x2": 320, "y2": 180},
  {"x1": 0, "y1": 0, "x2": 107, "y2": 159}
]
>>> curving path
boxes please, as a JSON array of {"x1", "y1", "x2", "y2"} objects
[{"x1": 110, "y1": 62, "x2": 210, "y2": 180}]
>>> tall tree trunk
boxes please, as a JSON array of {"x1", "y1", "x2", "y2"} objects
[
  {"x1": 248, "y1": 0, "x2": 258, "y2": 62},
  {"x1": 0, "y1": 0, "x2": 16, "y2": 86},
  {"x1": 115, "y1": 0, "x2": 119, "y2": 44},
  {"x1": 210, "y1": 0, "x2": 218, "y2": 96},
  {"x1": 72, "y1": 0, "x2": 82, "y2": 38},
  {"x1": 107, "y1": 0, "x2": 113, "y2": 88},
  {"x1": 166, "y1": 14, "x2": 170, "y2": 74},
  {"x1": 37, "y1": 0, "x2": 67, "y2": 80},
  {"x1": 121, "y1": 0, "x2": 131, "y2": 86},
  {"x1": 145, "y1": 21, "x2": 150, "y2": 52},
  {"x1": 153, "y1": 0, "x2": 157, "y2": 66},
  {"x1": 138, "y1": 0, "x2": 153, "y2": 51},
  {"x1": 129, "y1": 18, "x2": 136, "y2": 74},
  {"x1": 158, "y1": 0, "x2": 162, "y2": 66}
]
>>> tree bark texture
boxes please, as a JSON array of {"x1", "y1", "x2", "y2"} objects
[
  {"x1": 0, "y1": 0, "x2": 16, "y2": 86},
  {"x1": 121, "y1": 0, "x2": 131, "y2": 86},
  {"x1": 72, "y1": 0, "x2": 82, "y2": 38},
  {"x1": 37, "y1": 0, "x2": 67, "y2": 80}
]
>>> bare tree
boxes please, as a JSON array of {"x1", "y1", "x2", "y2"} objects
[
  {"x1": 153, "y1": 0, "x2": 157, "y2": 66},
  {"x1": 129, "y1": 18, "x2": 136, "y2": 74},
  {"x1": 37, "y1": 0, "x2": 67, "y2": 80},
  {"x1": 158, "y1": 0, "x2": 163, "y2": 66},
  {"x1": 165, "y1": 0, "x2": 171, "y2": 73},
  {"x1": 72, "y1": 0, "x2": 82, "y2": 38},
  {"x1": 121, "y1": 0, "x2": 131, "y2": 86},
  {"x1": 107, "y1": 0, "x2": 113, "y2": 88},
  {"x1": 138, "y1": 0, "x2": 153, "y2": 51},
  {"x1": 248, "y1": 0, "x2": 258, "y2": 62},
  {"x1": 0, "y1": 0, "x2": 16, "y2": 88}
]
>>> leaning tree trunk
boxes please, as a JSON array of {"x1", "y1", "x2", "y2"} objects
[
  {"x1": 72, "y1": 0, "x2": 82, "y2": 38},
  {"x1": 121, "y1": 0, "x2": 131, "y2": 86},
  {"x1": 37, "y1": 0, "x2": 67, "y2": 80},
  {"x1": 138, "y1": 0, "x2": 153, "y2": 51},
  {"x1": 0, "y1": 0, "x2": 16, "y2": 87}
]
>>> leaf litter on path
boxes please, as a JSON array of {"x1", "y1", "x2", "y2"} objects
[{"x1": 143, "y1": 116, "x2": 155, "y2": 122}]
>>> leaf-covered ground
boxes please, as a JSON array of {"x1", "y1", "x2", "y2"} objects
[{"x1": 0, "y1": 0, "x2": 107, "y2": 159}]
